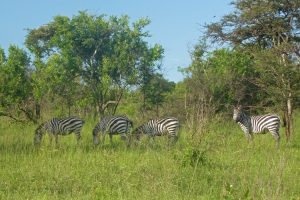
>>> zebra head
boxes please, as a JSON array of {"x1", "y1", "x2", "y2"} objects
[
  {"x1": 34, "y1": 123, "x2": 46, "y2": 145},
  {"x1": 233, "y1": 105, "x2": 243, "y2": 122},
  {"x1": 131, "y1": 125, "x2": 145, "y2": 141},
  {"x1": 92, "y1": 129, "x2": 99, "y2": 145}
]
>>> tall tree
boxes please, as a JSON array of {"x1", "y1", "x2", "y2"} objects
[
  {"x1": 205, "y1": 0, "x2": 300, "y2": 140},
  {"x1": 0, "y1": 45, "x2": 34, "y2": 122},
  {"x1": 142, "y1": 73, "x2": 175, "y2": 117},
  {"x1": 25, "y1": 12, "x2": 163, "y2": 118},
  {"x1": 181, "y1": 42, "x2": 257, "y2": 134}
]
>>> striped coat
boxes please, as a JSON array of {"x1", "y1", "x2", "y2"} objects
[
  {"x1": 93, "y1": 115, "x2": 133, "y2": 145},
  {"x1": 233, "y1": 106, "x2": 280, "y2": 147},
  {"x1": 34, "y1": 116, "x2": 85, "y2": 145},
  {"x1": 132, "y1": 117, "x2": 180, "y2": 142}
]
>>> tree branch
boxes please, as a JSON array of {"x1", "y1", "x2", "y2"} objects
[{"x1": 0, "y1": 111, "x2": 24, "y2": 122}]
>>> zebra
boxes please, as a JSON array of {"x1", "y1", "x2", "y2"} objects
[
  {"x1": 34, "y1": 116, "x2": 85, "y2": 146},
  {"x1": 92, "y1": 115, "x2": 133, "y2": 145},
  {"x1": 131, "y1": 117, "x2": 180, "y2": 143},
  {"x1": 233, "y1": 105, "x2": 280, "y2": 147}
]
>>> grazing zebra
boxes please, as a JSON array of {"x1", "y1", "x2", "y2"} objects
[
  {"x1": 93, "y1": 115, "x2": 133, "y2": 145},
  {"x1": 131, "y1": 117, "x2": 180, "y2": 142},
  {"x1": 34, "y1": 116, "x2": 85, "y2": 146},
  {"x1": 233, "y1": 106, "x2": 280, "y2": 147}
]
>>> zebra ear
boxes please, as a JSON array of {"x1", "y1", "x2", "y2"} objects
[{"x1": 234, "y1": 105, "x2": 242, "y2": 110}]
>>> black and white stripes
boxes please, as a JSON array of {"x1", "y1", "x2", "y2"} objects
[
  {"x1": 34, "y1": 116, "x2": 85, "y2": 145},
  {"x1": 132, "y1": 117, "x2": 180, "y2": 141},
  {"x1": 233, "y1": 106, "x2": 280, "y2": 147},
  {"x1": 93, "y1": 115, "x2": 133, "y2": 145}
]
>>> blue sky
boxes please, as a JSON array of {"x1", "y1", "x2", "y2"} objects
[{"x1": 0, "y1": 0, "x2": 233, "y2": 82}]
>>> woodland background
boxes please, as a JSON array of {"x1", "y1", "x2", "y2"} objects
[{"x1": 0, "y1": 1, "x2": 300, "y2": 199}]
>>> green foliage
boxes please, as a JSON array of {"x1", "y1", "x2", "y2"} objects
[
  {"x1": 25, "y1": 12, "x2": 164, "y2": 117},
  {"x1": 203, "y1": 0, "x2": 300, "y2": 138},
  {"x1": 0, "y1": 47, "x2": 5, "y2": 64},
  {"x1": 205, "y1": 0, "x2": 300, "y2": 48},
  {"x1": 0, "y1": 45, "x2": 33, "y2": 121},
  {"x1": 142, "y1": 73, "x2": 175, "y2": 115},
  {"x1": 204, "y1": 0, "x2": 300, "y2": 107},
  {"x1": 182, "y1": 44, "x2": 259, "y2": 114}
]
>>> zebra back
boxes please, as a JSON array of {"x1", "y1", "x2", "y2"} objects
[
  {"x1": 93, "y1": 115, "x2": 133, "y2": 145},
  {"x1": 233, "y1": 106, "x2": 280, "y2": 147},
  {"x1": 249, "y1": 114, "x2": 280, "y2": 133},
  {"x1": 233, "y1": 106, "x2": 280, "y2": 133},
  {"x1": 156, "y1": 117, "x2": 180, "y2": 137},
  {"x1": 134, "y1": 117, "x2": 179, "y2": 138},
  {"x1": 93, "y1": 115, "x2": 132, "y2": 136},
  {"x1": 34, "y1": 116, "x2": 84, "y2": 145},
  {"x1": 51, "y1": 117, "x2": 84, "y2": 135},
  {"x1": 93, "y1": 115, "x2": 114, "y2": 135}
]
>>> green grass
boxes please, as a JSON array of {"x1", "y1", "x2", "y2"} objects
[{"x1": 0, "y1": 115, "x2": 299, "y2": 200}]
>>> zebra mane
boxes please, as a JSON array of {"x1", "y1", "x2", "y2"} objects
[
  {"x1": 237, "y1": 109, "x2": 250, "y2": 123},
  {"x1": 35, "y1": 122, "x2": 47, "y2": 133},
  {"x1": 132, "y1": 124, "x2": 145, "y2": 134}
]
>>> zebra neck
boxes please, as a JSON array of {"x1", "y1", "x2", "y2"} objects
[{"x1": 238, "y1": 113, "x2": 251, "y2": 127}]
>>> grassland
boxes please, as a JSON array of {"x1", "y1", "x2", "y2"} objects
[{"x1": 0, "y1": 114, "x2": 299, "y2": 200}]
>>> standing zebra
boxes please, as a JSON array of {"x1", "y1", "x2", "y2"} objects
[
  {"x1": 233, "y1": 106, "x2": 280, "y2": 147},
  {"x1": 34, "y1": 116, "x2": 85, "y2": 146},
  {"x1": 93, "y1": 115, "x2": 133, "y2": 145},
  {"x1": 131, "y1": 117, "x2": 180, "y2": 142}
]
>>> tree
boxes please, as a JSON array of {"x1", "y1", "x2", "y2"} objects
[
  {"x1": 142, "y1": 73, "x2": 175, "y2": 116},
  {"x1": 0, "y1": 45, "x2": 34, "y2": 122},
  {"x1": 25, "y1": 12, "x2": 163, "y2": 118},
  {"x1": 181, "y1": 41, "x2": 257, "y2": 135},
  {"x1": 205, "y1": 0, "x2": 300, "y2": 140}
]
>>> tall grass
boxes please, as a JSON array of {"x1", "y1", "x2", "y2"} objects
[{"x1": 0, "y1": 114, "x2": 299, "y2": 199}]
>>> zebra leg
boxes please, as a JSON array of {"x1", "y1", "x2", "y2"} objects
[
  {"x1": 109, "y1": 134, "x2": 113, "y2": 145},
  {"x1": 171, "y1": 135, "x2": 179, "y2": 143},
  {"x1": 270, "y1": 130, "x2": 280, "y2": 148},
  {"x1": 248, "y1": 133, "x2": 253, "y2": 141},
  {"x1": 244, "y1": 131, "x2": 253, "y2": 142},
  {"x1": 93, "y1": 133, "x2": 99, "y2": 145},
  {"x1": 120, "y1": 133, "x2": 127, "y2": 141},
  {"x1": 101, "y1": 133, "x2": 106, "y2": 145},
  {"x1": 75, "y1": 131, "x2": 82, "y2": 144},
  {"x1": 243, "y1": 131, "x2": 254, "y2": 147},
  {"x1": 147, "y1": 135, "x2": 155, "y2": 143},
  {"x1": 150, "y1": 135, "x2": 158, "y2": 148},
  {"x1": 126, "y1": 134, "x2": 132, "y2": 147},
  {"x1": 48, "y1": 132, "x2": 53, "y2": 146},
  {"x1": 167, "y1": 135, "x2": 178, "y2": 146},
  {"x1": 54, "y1": 134, "x2": 59, "y2": 147}
]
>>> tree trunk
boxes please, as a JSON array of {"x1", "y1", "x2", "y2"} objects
[
  {"x1": 35, "y1": 102, "x2": 40, "y2": 120},
  {"x1": 97, "y1": 101, "x2": 104, "y2": 120},
  {"x1": 285, "y1": 92, "x2": 293, "y2": 142},
  {"x1": 112, "y1": 89, "x2": 124, "y2": 115}
]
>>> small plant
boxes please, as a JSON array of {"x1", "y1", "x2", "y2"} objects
[{"x1": 181, "y1": 147, "x2": 208, "y2": 167}]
